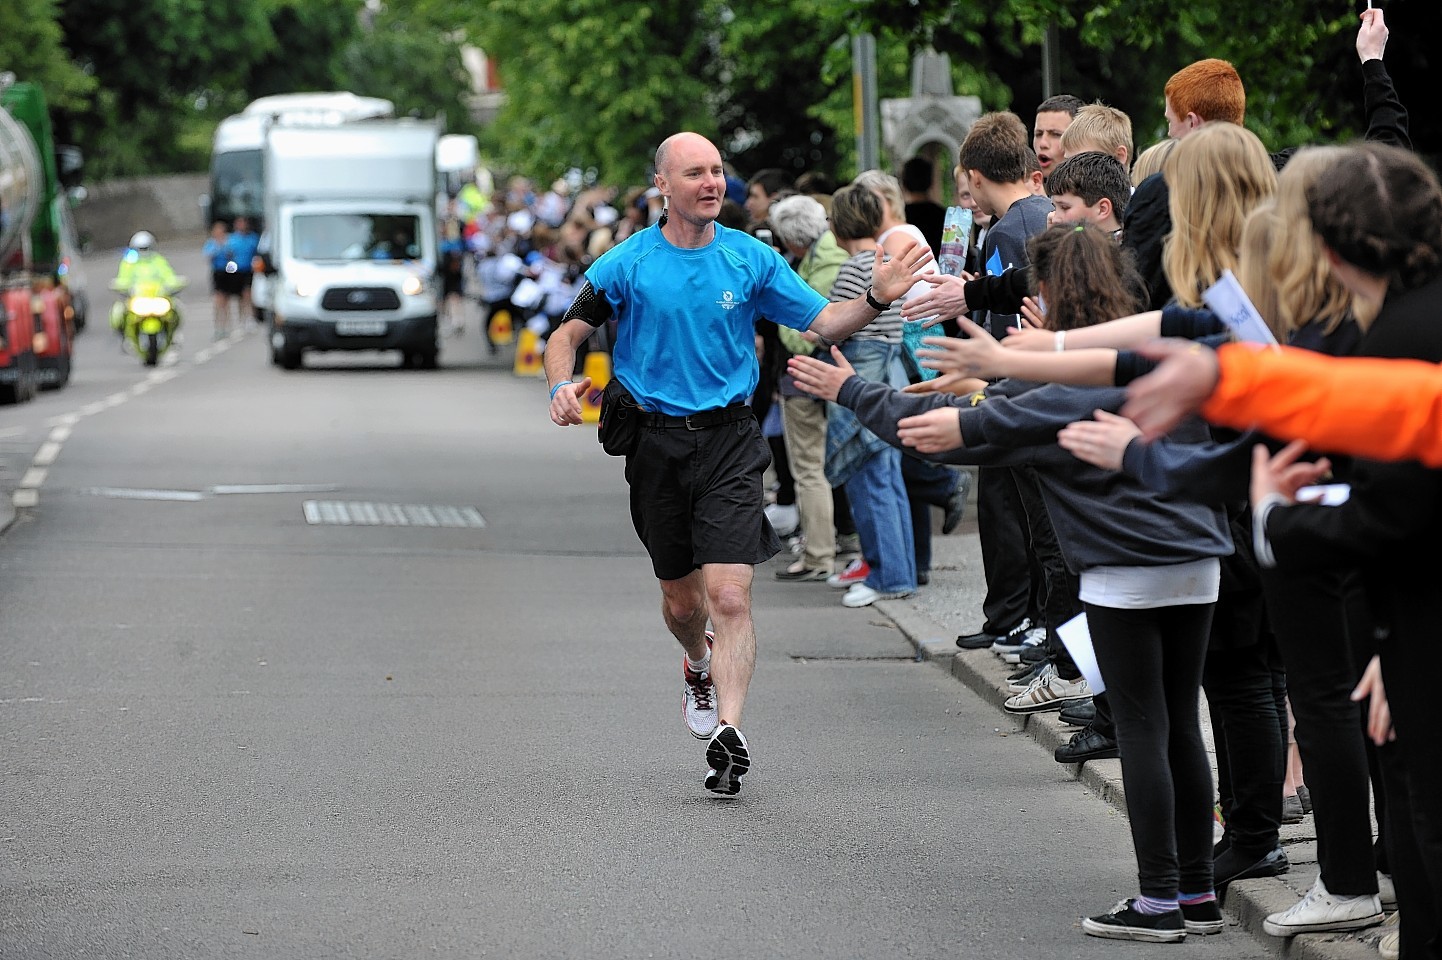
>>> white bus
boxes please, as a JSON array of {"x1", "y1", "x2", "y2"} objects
[{"x1": 206, "y1": 92, "x2": 395, "y2": 228}]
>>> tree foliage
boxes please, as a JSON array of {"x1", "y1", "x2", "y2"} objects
[{"x1": 0, "y1": 0, "x2": 94, "y2": 112}]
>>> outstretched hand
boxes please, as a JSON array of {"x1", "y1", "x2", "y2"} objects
[
  {"x1": 915, "y1": 317, "x2": 1007, "y2": 379},
  {"x1": 1118, "y1": 339, "x2": 1221, "y2": 441},
  {"x1": 787, "y1": 345, "x2": 856, "y2": 402},
  {"x1": 902, "y1": 372, "x2": 986, "y2": 396},
  {"x1": 871, "y1": 241, "x2": 935, "y2": 304},
  {"x1": 1056, "y1": 410, "x2": 1141, "y2": 472},
  {"x1": 900, "y1": 273, "x2": 969, "y2": 323},
  {"x1": 549, "y1": 376, "x2": 593, "y2": 426},
  {"x1": 1250, "y1": 441, "x2": 1333, "y2": 511},
  {"x1": 897, "y1": 407, "x2": 963, "y2": 454}
]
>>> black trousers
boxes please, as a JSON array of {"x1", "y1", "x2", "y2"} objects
[
  {"x1": 1205, "y1": 587, "x2": 1283, "y2": 860},
  {"x1": 901, "y1": 455, "x2": 958, "y2": 575},
  {"x1": 976, "y1": 465, "x2": 1035, "y2": 634},
  {"x1": 1262, "y1": 566, "x2": 1380, "y2": 895},
  {"x1": 1089, "y1": 601, "x2": 1216, "y2": 898},
  {"x1": 1011, "y1": 467, "x2": 1081, "y2": 678}
]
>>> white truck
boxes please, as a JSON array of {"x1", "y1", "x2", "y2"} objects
[{"x1": 261, "y1": 120, "x2": 442, "y2": 370}]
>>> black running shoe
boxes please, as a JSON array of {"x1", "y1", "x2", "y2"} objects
[
  {"x1": 704, "y1": 724, "x2": 751, "y2": 796},
  {"x1": 1082, "y1": 899, "x2": 1186, "y2": 943}
]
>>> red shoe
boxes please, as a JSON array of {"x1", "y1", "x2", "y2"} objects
[{"x1": 826, "y1": 557, "x2": 870, "y2": 588}]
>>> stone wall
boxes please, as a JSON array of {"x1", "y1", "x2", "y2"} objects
[{"x1": 72, "y1": 173, "x2": 209, "y2": 251}]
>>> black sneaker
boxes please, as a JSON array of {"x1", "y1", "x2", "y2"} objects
[
  {"x1": 1082, "y1": 899, "x2": 1186, "y2": 943},
  {"x1": 1058, "y1": 698, "x2": 1096, "y2": 727},
  {"x1": 956, "y1": 629, "x2": 1001, "y2": 650},
  {"x1": 1214, "y1": 844, "x2": 1290, "y2": 889},
  {"x1": 704, "y1": 724, "x2": 751, "y2": 796},
  {"x1": 1181, "y1": 899, "x2": 1224, "y2": 935},
  {"x1": 1054, "y1": 726, "x2": 1120, "y2": 763}
]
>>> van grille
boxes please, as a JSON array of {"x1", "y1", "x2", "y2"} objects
[{"x1": 321, "y1": 287, "x2": 400, "y2": 311}]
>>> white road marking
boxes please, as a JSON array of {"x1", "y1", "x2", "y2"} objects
[
  {"x1": 211, "y1": 483, "x2": 340, "y2": 495},
  {"x1": 11, "y1": 329, "x2": 253, "y2": 511}
]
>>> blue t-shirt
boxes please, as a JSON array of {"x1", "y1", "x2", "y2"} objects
[
  {"x1": 203, "y1": 237, "x2": 233, "y2": 271},
  {"x1": 228, "y1": 230, "x2": 260, "y2": 271},
  {"x1": 585, "y1": 223, "x2": 827, "y2": 415}
]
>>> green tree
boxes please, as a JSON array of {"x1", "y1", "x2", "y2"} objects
[
  {"x1": 0, "y1": 0, "x2": 94, "y2": 111},
  {"x1": 243, "y1": 0, "x2": 365, "y2": 103},
  {"x1": 468, "y1": 0, "x2": 721, "y2": 185},
  {"x1": 56, "y1": 0, "x2": 277, "y2": 177},
  {"x1": 339, "y1": 2, "x2": 474, "y2": 131}
]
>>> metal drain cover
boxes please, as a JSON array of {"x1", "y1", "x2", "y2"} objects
[{"x1": 302, "y1": 501, "x2": 486, "y2": 528}]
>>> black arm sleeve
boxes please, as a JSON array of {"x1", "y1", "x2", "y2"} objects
[
  {"x1": 962, "y1": 266, "x2": 1033, "y2": 316},
  {"x1": 1159, "y1": 304, "x2": 1227, "y2": 339},
  {"x1": 1361, "y1": 58, "x2": 1411, "y2": 150},
  {"x1": 1121, "y1": 174, "x2": 1174, "y2": 311},
  {"x1": 561, "y1": 279, "x2": 613, "y2": 328}
]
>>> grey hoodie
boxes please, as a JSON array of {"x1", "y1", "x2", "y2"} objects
[{"x1": 836, "y1": 376, "x2": 1233, "y2": 575}]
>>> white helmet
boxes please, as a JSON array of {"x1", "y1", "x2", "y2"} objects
[{"x1": 129, "y1": 231, "x2": 156, "y2": 251}]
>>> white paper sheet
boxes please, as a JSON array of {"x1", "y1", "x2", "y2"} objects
[{"x1": 1055, "y1": 613, "x2": 1105, "y2": 695}]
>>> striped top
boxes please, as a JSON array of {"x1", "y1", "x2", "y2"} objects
[{"x1": 828, "y1": 250, "x2": 903, "y2": 344}]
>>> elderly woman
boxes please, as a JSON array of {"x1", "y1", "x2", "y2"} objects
[{"x1": 768, "y1": 195, "x2": 847, "y2": 580}]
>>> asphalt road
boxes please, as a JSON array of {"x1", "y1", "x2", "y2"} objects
[{"x1": 0, "y1": 241, "x2": 1268, "y2": 959}]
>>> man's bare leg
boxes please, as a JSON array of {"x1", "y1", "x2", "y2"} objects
[
  {"x1": 659, "y1": 570, "x2": 710, "y2": 661},
  {"x1": 701, "y1": 562, "x2": 756, "y2": 726}
]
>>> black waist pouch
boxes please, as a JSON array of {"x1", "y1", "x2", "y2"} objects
[{"x1": 598, "y1": 379, "x2": 642, "y2": 457}]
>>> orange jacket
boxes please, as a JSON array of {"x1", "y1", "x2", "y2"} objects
[{"x1": 1202, "y1": 343, "x2": 1442, "y2": 467}]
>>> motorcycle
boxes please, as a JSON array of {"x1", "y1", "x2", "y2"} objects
[{"x1": 110, "y1": 278, "x2": 184, "y2": 366}]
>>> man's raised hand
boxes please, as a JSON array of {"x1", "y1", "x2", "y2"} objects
[{"x1": 871, "y1": 241, "x2": 934, "y2": 304}]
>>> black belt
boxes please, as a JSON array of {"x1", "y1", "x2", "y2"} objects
[{"x1": 642, "y1": 404, "x2": 753, "y2": 430}]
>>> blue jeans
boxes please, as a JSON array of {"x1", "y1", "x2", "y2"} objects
[{"x1": 836, "y1": 339, "x2": 915, "y2": 594}]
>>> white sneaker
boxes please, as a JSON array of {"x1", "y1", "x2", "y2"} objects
[
  {"x1": 1262, "y1": 877, "x2": 1383, "y2": 936},
  {"x1": 764, "y1": 502, "x2": 799, "y2": 538},
  {"x1": 681, "y1": 632, "x2": 718, "y2": 740},
  {"x1": 1379, "y1": 930, "x2": 1399, "y2": 960},
  {"x1": 841, "y1": 583, "x2": 911, "y2": 608},
  {"x1": 1004, "y1": 672, "x2": 1091, "y2": 714},
  {"x1": 1377, "y1": 871, "x2": 1397, "y2": 912}
]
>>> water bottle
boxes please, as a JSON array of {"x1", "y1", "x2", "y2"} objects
[{"x1": 938, "y1": 206, "x2": 972, "y2": 277}]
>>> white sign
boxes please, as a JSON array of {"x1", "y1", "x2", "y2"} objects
[
  {"x1": 1203, "y1": 270, "x2": 1278, "y2": 346},
  {"x1": 1055, "y1": 614, "x2": 1105, "y2": 695}
]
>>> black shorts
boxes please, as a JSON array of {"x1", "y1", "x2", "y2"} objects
[
  {"x1": 212, "y1": 269, "x2": 244, "y2": 296},
  {"x1": 625, "y1": 414, "x2": 782, "y2": 581}
]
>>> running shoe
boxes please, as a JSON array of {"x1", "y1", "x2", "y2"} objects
[
  {"x1": 704, "y1": 723, "x2": 751, "y2": 796},
  {"x1": 682, "y1": 632, "x2": 718, "y2": 739}
]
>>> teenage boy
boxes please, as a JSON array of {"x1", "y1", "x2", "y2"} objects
[
  {"x1": 947, "y1": 112, "x2": 1053, "y2": 654},
  {"x1": 1059, "y1": 103, "x2": 1134, "y2": 170},
  {"x1": 1032, "y1": 94, "x2": 1085, "y2": 181}
]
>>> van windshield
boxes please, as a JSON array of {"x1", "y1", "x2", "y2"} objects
[
  {"x1": 211, "y1": 150, "x2": 264, "y2": 223},
  {"x1": 291, "y1": 213, "x2": 423, "y2": 262}
]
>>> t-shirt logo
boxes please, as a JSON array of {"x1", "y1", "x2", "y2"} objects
[{"x1": 716, "y1": 290, "x2": 737, "y2": 310}]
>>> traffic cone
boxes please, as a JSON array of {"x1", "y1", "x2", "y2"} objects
[
  {"x1": 579, "y1": 351, "x2": 611, "y2": 424},
  {"x1": 488, "y1": 308, "x2": 515, "y2": 346},
  {"x1": 513, "y1": 327, "x2": 543, "y2": 377}
]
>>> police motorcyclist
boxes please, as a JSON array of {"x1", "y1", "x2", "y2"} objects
[{"x1": 110, "y1": 231, "x2": 184, "y2": 349}]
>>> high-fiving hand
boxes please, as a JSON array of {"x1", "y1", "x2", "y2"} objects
[{"x1": 787, "y1": 346, "x2": 856, "y2": 402}]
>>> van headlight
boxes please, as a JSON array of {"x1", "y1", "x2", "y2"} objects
[
  {"x1": 292, "y1": 278, "x2": 317, "y2": 299},
  {"x1": 402, "y1": 274, "x2": 424, "y2": 297}
]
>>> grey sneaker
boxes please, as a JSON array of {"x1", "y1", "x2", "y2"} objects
[{"x1": 681, "y1": 632, "x2": 718, "y2": 739}]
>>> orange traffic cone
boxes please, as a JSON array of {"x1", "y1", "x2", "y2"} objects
[
  {"x1": 513, "y1": 327, "x2": 542, "y2": 377},
  {"x1": 488, "y1": 308, "x2": 515, "y2": 346},
  {"x1": 580, "y1": 351, "x2": 612, "y2": 424}
]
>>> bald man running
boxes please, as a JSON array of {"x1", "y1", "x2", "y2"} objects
[{"x1": 545, "y1": 132, "x2": 931, "y2": 794}]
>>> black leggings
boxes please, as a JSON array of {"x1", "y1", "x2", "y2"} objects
[{"x1": 1088, "y1": 602, "x2": 1216, "y2": 898}]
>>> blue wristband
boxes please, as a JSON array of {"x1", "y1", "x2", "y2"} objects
[{"x1": 549, "y1": 380, "x2": 573, "y2": 400}]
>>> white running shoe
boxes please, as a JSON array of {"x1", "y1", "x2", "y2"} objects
[
  {"x1": 681, "y1": 632, "x2": 718, "y2": 740},
  {"x1": 704, "y1": 724, "x2": 751, "y2": 795},
  {"x1": 1262, "y1": 877, "x2": 1382, "y2": 936}
]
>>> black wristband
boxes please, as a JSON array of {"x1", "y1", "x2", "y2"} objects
[{"x1": 865, "y1": 287, "x2": 892, "y2": 312}]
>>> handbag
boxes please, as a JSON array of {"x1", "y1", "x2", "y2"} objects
[{"x1": 597, "y1": 379, "x2": 642, "y2": 457}]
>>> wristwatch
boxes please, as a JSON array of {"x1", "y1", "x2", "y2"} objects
[{"x1": 865, "y1": 287, "x2": 892, "y2": 312}]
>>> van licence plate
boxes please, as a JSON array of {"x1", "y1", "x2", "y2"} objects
[{"x1": 336, "y1": 319, "x2": 387, "y2": 336}]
